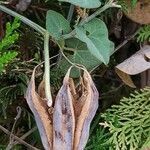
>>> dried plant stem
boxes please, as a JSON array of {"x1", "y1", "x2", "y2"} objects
[
  {"x1": 114, "y1": 29, "x2": 139, "y2": 53},
  {"x1": 0, "y1": 125, "x2": 39, "y2": 150},
  {"x1": 6, "y1": 107, "x2": 22, "y2": 150},
  {"x1": 12, "y1": 126, "x2": 37, "y2": 147}
]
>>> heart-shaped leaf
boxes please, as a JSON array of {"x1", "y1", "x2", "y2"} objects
[
  {"x1": 75, "y1": 18, "x2": 114, "y2": 65},
  {"x1": 58, "y1": 0, "x2": 101, "y2": 8},
  {"x1": 46, "y1": 10, "x2": 71, "y2": 39}
]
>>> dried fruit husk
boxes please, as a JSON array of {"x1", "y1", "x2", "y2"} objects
[
  {"x1": 25, "y1": 65, "x2": 53, "y2": 150},
  {"x1": 53, "y1": 68, "x2": 75, "y2": 150},
  {"x1": 53, "y1": 67, "x2": 99, "y2": 150},
  {"x1": 73, "y1": 70, "x2": 99, "y2": 150},
  {"x1": 124, "y1": 0, "x2": 150, "y2": 24},
  {"x1": 26, "y1": 65, "x2": 99, "y2": 150}
]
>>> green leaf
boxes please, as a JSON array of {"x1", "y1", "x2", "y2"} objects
[
  {"x1": 75, "y1": 18, "x2": 114, "y2": 65},
  {"x1": 46, "y1": 10, "x2": 71, "y2": 39},
  {"x1": 55, "y1": 38, "x2": 102, "y2": 77},
  {"x1": 58, "y1": 0, "x2": 101, "y2": 8}
]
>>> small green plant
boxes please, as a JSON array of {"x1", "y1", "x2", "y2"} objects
[
  {"x1": 0, "y1": 18, "x2": 20, "y2": 73},
  {"x1": 137, "y1": 25, "x2": 150, "y2": 42},
  {"x1": 100, "y1": 87, "x2": 150, "y2": 150}
]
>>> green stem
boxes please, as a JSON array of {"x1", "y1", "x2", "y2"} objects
[
  {"x1": 80, "y1": 1, "x2": 121, "y2": 25},
  {"x1": 44, "y1": 31, "x2": 52, "y2": 107},
  {"x1": 67, "y1": 4, "x2": 74, "y2": 23},
  {"x1": 0, "y1": 4, "x2": 52, "y2": 106},
  {"x1": 62, "y1": 0, "x2": 121, "y2": 39},
  {"x1": 0, "y1": 5, "x2": 45, "y2": 35}
]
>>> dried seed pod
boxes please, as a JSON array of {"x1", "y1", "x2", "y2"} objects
[
  {"x1": 53, "y1": 66, "x2": 99, "y2": 150},
  {"x1": 73, "y1": 69, "x2": 99, "y2": 150},
  {"x1": 25, "y1": 65, "x2": 53, "y2": 150},
  {"x1": 53, "y1": 67, "x2": 75, "y2": 150},
  {"x1": 26, "y1": 65, "x2": 99, "y2": 150}
]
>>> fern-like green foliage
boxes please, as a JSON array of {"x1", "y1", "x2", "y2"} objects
[
  {"x1": 0, "y1": 18, "x2": 20, "y2": 73},
  {"x1": 85, "y1": 127, "x2": 113, "y2": 150},
  {"x1": 0, "y1": 71, "x2": 29, "y2": 118},
  {"x1": 101, "y1": 87, "x2": 150, "y2": 150},
  {"x1": 137, "y1": 25, "x2": 150, "y2": 42}
]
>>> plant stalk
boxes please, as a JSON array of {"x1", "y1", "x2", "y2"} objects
[
  {"x1": 0, "y1": 5, "x2": 45, "y2": 35},
  {"x1": 44, "y1": 31, "x2": 52, "y2": 107},
  {"x1": 62, "y1": 0, "x2": 121, "y2": 39}
]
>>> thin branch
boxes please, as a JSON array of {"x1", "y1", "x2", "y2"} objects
[
  {"x1": 6, "y1": 107, "x2": 22, "y2": 150},
  {"x1": 100, "y1": 84, "x2": 124, "y2": 97},
  {"x1": 12, "y1": 126, "x2": 37, "y2": 147},
  {"x1": 114, "y1": 29, "x2": 139, "y2": 53},
  {"x1": 0, "y1": 125, "x2": 39, "y2": 150}
]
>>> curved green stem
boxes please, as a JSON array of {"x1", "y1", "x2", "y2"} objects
[
  {"x1": 0, "y1": 5, "x2": 45, "y2": 35},
  {"x1": 44, "y1": 31, "x2": 52, "y2": 107},
  {"x1": 62, "y1": 0, "x2": 121, "y2": 39}
]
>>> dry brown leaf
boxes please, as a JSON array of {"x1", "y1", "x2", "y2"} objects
[
  {"x1": 116, "y1": 45, "x2": 150, "y2": 87},
  {"x1": 115, "y1": 69, "x2": 136, "y2": 88},
  {"x1": 25, "y1": 65, "x2": 53, "y2": 150},
  {"x1": 124, "y1": 0, "x2": 150, "y2": 24}
]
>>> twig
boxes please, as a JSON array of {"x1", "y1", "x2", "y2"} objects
[
  {"x1": 100, "y1": 84, "x2": 124, "y2": 98},
  {"x1": 12, "y1": 126, "x2": 37, "y2": 147},
  {"x1": 114, "y1": 29, "x2": 139, "y2": 53},
  {"x1": 0, "y1": 125, "x2": 39, "y2": 150},
  {"x1": 6, "y1": 107, "x2": 22, "y2": 150}
]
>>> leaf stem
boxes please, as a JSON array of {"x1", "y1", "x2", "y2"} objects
[
  {"x1": 62, "y1": 0, "x2": 121, "y2": 39},
  {"x1": 44, "y1": 31, "x2": 52, "y2": 107},
  {"x1": 80, "y1": 1, "x2": 121, "y2": 25},
  {"x1": 67, "y1": 4, "x2": 74, "y2": 23},
  {"x1": 0, "y1": 5, "x2": 46, "y2": 35}
]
